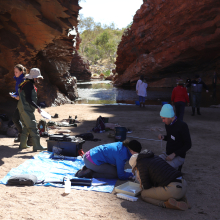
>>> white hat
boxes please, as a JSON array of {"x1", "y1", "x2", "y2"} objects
[
  {"x1": 25, "y1": 68, "x2": 43, "y2": 79},
  {"x1": 129, "y1": 154, "x2": 138, "y2": 169}
]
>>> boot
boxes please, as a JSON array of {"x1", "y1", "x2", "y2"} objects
[
  {"x1": 27, "y1": 135, "x2": 33, "y2": 146},
  {"x1": 32, "y1": 135, "x2": 47, "y2": 152},
  {"x1": 197, "y1": 108, "x2": 201, "y2": 115},
  {"x1": 19, "y1": 134, "x2": 31, "y2": 149},
  {"x1": 14, "y1": 133, "x2": 21, "y2": 143},
  {"x1": 191, "y1": 107, "x2": 195, "y2": 116},
  {"x1": 164, "y1": 198, "x2": 188, "y2": 211}
]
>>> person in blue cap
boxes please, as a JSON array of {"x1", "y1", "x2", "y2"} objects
[{"x1": 158, "y1": 104, "x2": 192, "y2": 170}]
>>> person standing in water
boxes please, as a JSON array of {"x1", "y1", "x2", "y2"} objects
[{"x1": 136, "y1": 75, "x2": 148, "y2": 107}]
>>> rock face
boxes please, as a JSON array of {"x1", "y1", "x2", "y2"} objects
[
  {"x1": 114, "y1": 0, "x2": 220, "y2": 87},
  {"x1": 0, "y1": 0, "x2": 88, "y2": 106}
]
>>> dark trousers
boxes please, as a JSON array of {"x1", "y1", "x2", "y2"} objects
[
  {"x1": 191, "y1": 92, "x2": 201, "y2": 108},
  {"x1": 174, "y1": 101, "x2": 185, "y2": 121},
  {"x1": 12, "y1": 108, "x2": 22, "y2": 133}
]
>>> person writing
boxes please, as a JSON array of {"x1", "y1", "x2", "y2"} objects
[
  {"x1": 18, "y1": 68, "x2": 46, "y2": 152},
  {"x1": 129, "y1": 151, "x2": 189, "y2": 210},
  {"x1": 75, "y1": 140, "x2": 142, "y2": 179},
  {"x1": 158, "y1": 104, "x2": 192, "y2": 170}
]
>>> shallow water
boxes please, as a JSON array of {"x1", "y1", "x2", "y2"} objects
[{"x1": 76, "y1": 80, "x2": 219, "y2": 107}]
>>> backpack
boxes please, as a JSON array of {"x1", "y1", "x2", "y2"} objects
[
  {"x1": 37, "y1": 119, "x2": 47, "y2": 135},
  {"x1": 92, "y1": 116, "x2": 105, "y2": 133}
]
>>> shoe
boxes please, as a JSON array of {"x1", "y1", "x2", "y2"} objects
[
  {"x1": 32, "y1": 136, "x2": 47, "y2": 152},
  {"x1": 52, "y1": 113, "x2": 59, "y2": 118},
  {"x1": 75, "y1": 166, "x2": 93, "y2": 178},
  {"x1": 14, "y1": 133, "x2": 21, "y2": 143},
  {"x1": 33, "y1": 145, "x2": 47, "y2": 152},
  {"x1": 164, "y1": 198, "x2": 188, "y2": 211}
]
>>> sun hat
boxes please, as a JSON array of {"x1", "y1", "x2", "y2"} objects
[
  {"x1": 25, "y1": 68, "x2": 43, "y2": 79},
  {"x1": 160, "y1": 104, "x2": 175, "y2": 118},
  {"x1": 128, "y1": 140, "x2": 142, "y2": 153}
]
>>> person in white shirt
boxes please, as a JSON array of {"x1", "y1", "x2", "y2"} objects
[{"x1": 136, "y1": 75, "x2": 148, "y2": 107}]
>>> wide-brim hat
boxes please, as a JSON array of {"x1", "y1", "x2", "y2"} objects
[{"x1": 25, "y1": 68, "x2": 43, "y2": 79}]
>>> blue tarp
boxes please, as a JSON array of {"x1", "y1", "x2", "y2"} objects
[{"x1": 0, "y1": 151, "x2": 117, "y2": 193}]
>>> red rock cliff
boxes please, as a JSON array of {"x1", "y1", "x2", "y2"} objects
[
  {"x1": 114, "y1": 0, "x2": 220, "y2": 87},
  {"x1": 0, "y1": 0, "x2": 90, "y2": 106}
]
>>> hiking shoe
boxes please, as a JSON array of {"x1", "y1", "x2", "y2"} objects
[
  {"x1": 164, "y1": 198, "x2": 188, "y2": 211},
  {"x1": 52, "y1": 113, "x2": 59, "y2": 118},
  {"x1": 75, "y1": 166, "x2": 93, "y2": 178}
]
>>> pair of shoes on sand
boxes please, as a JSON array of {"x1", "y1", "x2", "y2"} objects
[
  {"x1": 75, "y1": 165, "x2": 93, "y2": 178},
  {"x1": 164, "y1": 198, "x2": 190, "y2": 211},
  {"x1": 52, "y1": 113, "x2": 59, "y2": 118}
]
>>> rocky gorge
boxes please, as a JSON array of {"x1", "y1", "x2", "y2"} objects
[
  {"x1": 0, "y1": 0, "x2": 91, "y2": 108},
  {"x1": 114, "y1": 0, "x2": 220, "y2": 87}
]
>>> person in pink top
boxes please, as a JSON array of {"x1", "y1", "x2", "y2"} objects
[{"x1": 171, "y1": 80, "x2": 190, "y2": 121}]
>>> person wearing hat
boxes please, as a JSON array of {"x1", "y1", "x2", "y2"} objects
[
  {"x1": 171, "y1": 80, "x2": 189, "y2": 121},
  {"x1": 17, "y1": 68, "x2": 46, "y2": 152},
  {"x1": 129, "y1": 151, "x2": 189, "y2": 211},
  {"x1": 75, "y1": 140, "x2": 142, "y2": 179},
  {"x1": 158, "y1": 104, "x2": 191, "y2": 170},
  {"x1": 190, "y1": 74, "x2": 209, "y2": 116}
]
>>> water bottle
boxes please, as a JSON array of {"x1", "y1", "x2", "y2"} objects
[{"x1": 65, "y1": 178, "x2": 71, "y2": 194}]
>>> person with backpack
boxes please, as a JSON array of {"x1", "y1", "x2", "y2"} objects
[
  {"x1": 136, "y1": 75, "x2": 148, "y2": 107},
  {"x1": 129, "y1": 151, "x2": 189, "y2": 210},
  {"x1": 171, "y1": 80, "x2": 189, "y2": 121},
  {"x1": 75, "y1": 140, "x2": 142, "y2": 180},
  {"x1": 18, "y1": 68, "x2": 46, "y2": 152}
]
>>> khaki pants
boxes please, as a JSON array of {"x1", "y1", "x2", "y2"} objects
[{"x1": 141, "y1": 179, "x2": 187, "y2": 207}]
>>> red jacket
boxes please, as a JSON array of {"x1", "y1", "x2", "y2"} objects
[{"x1": 171, "y1": 85, "x2": 189, "y2": 103}]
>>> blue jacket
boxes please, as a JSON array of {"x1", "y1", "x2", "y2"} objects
[
  {"x1": 14, "y1": 73, "x2": 25, "y2": 96},
  {"x1": 89, "y1": 142, "x2": 133, "y2": 180}
]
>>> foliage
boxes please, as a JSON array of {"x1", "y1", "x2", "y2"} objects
[
  {"x1": 103, "y1": 70, "x2": 111, "y2": 77},
  {"x1": 78, "y1": 15, "x2": 126, "y2": 68}
]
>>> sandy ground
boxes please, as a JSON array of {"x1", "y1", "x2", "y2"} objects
[{"x1": 0, "y1": 104, "x2": 220, "y2": 220}]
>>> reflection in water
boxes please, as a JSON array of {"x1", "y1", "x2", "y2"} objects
[{"x1": 76, "y1": 80, "x2": 219, "y2": 107}]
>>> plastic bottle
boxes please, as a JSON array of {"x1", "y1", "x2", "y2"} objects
[{"x1": 65, "y1": 178, "x2": 71, "y2": 194}]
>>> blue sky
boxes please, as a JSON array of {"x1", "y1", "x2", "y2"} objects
[{"x1": 79, "y1": 0, "x2": 143, "y2": 29}]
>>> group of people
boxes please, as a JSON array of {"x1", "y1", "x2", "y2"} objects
[
  {"x1": 136, "y1": 73, "x2": 216, "y2": 121},
  {"x1": 76, "y1": 103, "x2": 192, "y2": 211},
  {"x1": 11, "y1": 64, "x2": 46, "y2": 152}
]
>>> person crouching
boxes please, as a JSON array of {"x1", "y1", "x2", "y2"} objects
[{"x1": 129, "y1": 150, "x2": 190, "y2": 210}]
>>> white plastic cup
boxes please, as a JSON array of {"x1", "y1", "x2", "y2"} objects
[{"x1": 65, "y1": 178, "x2": 71, "y2": 194}]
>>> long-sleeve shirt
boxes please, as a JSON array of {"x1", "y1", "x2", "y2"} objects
[
  {"x1": 171, "y1": 85, "x2": 189, "y2": 103},
  {"x1": 14, "y1": 74, "x2": 25, "y2": 96},
  {"x1": 89, "y1": 142, "x2": 132, "y2": 180},
  {"x1": 163, "y1": 120, "x2": 192, "y2": 158},
  {"x1": 136, "y1": 79, "x2": 148, "y2": 97}
]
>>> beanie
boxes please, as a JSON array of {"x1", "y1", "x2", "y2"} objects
[
  {"x1": 129, "y1": 154, "x2": 138, "y2": 169},
  {"x1": 128, "y1": 140, "x2": 142, "y2": 153},
  {"x1": 160, "y1": 104, "x2": 175, "y2": 118}
]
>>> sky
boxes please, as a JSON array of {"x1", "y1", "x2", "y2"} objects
[{"x1": 79, "y1": 0, "x2": 143, "y2": 29}]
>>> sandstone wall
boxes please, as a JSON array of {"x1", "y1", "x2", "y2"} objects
[
  {"x1": 0, "y1": 0, "x2": 90, "y2": 106},
  {"x1": 114, "y1": 0, "x2": 220, "y2": 87}
]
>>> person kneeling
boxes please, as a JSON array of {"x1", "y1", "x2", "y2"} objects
[
  {"x1": 129, "y1": 150, "x2": 189, "y2": 211},
  {"x1": 75, "y1": 140, "x2": 142, "y2": 180}
]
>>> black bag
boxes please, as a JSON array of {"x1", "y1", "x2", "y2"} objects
[
  {"x1": 75, "y1": 133, "x2": 94, "y2": 140},
  {"x1": 7, "y1": 174, "x2": 38, "y2": 186}
]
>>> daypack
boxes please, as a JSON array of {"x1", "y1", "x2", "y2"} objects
[
  {"x1": 92, "y1": 116, "x2": 105, "y2": 133},
  {"x1": 37, "y1": 119, "x2": 47, "y2": 136}
]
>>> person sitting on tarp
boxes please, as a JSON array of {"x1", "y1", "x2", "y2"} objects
[
  {"x1": 129, "y1": 151, "x2": 190, "y2": 211},
  {"x1": 18, "y1": 68, "x2": 46, "y2": 152},
  {"x1": 75, "y1": 140, "x2": 142, "y2": 179}
]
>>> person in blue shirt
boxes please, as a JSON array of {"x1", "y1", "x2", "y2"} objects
[
  {"x1": 11, "y1": 64, "x2": 26, "y2": 142},
  {"x1": 75, "y1": 140, "x2": 142, "y2": 180}
]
